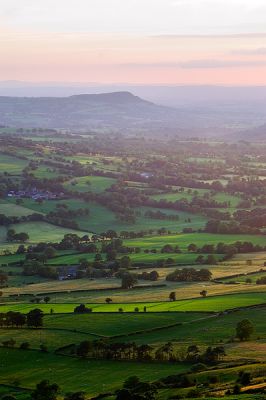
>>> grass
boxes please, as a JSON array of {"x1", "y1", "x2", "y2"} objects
[
  {"x1": 124, "y1": 232, "x2": 266, "y2": 251},
  {"x1": 123, "y1": 306, "x2": 266, "y2": 345},
  {"x1": 0, "y1": 348, "x2": 188, "y2": 396},
  {"x1": 43, "y1": 312, "x2": 206, "y2": 337},
  {"x1": 222, "y1": 271, "x2": 266, "y2": 284},
  {"x1": 1, "y1": 292, "x2": 265, "y2": 313},
  {"x1": 7, "y1": 197, "x2": 88, "y2": 215},
  {"x1": 64, "y1": 175, "x2": 116, "y2": 193},
  {"x1": 0, "y1": 201, "x2": 37, "y2": 217},
  {"x1": 0, "y1": 222, "x2": 88, "y2": 245},
  {"x1": 150, "y1": 188, "x2": 209, "y2": 202},
  {"x1": 0, "y1": 154, "x2": 28, "y2": 174}
]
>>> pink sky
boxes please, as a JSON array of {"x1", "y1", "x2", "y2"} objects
[{"x1": 1, "y1": 0, "x2": 266, "y2": 85}]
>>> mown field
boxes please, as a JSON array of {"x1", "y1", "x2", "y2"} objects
[{"x1": 1, "y1": 292, "x2": 265, "y2": 313}]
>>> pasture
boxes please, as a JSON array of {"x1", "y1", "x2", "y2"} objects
[
  {"x1": 0, "y1": 348, "x2": 188, "y2": 396},
  {"x1": 124, "y1": 232, "x2": 266, "y2": 251},
  {"x1": 0, "y1": 201, "x2": 37, "y2": 217},
  {"x1": 64, "y1": 175, "x2": 116, "y2": 193},
  {"x1": 1, "y1": 292, "x2": 265, "y2": 313},
  {"x1": 0, "y1": 154, "x2": 28, "y2": 174}
]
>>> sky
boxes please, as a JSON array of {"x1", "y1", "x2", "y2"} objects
[{"x1": 0, "y1": 0, "x2": 266, "y2": 85}]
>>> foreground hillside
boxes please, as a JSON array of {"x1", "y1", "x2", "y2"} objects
[{"x1": 0, "y1": 131, "x2": 265, "y2": 399}]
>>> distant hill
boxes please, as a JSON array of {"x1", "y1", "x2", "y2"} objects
[{"x1": 0, "y1": 91, "x2": 189, "y2": 133}]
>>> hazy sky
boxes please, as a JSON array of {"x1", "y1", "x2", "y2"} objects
[{"x1": 1, "y1": 0, "x2": 266, "y2": 84}]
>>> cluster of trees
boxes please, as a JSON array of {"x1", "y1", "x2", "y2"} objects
[
  {"x1": 189, "y1": 241, "x2": 266, "y2": 258},
  {"x1": 116, "y1": 376, "x2": 157, "y2": 400},
  {"x1": 256, "y1": 276, "x2": 266, "y2": 284},
  {"x1": 137, "y1": 270, "x2": 159, "y2": 281},
  {"x1": 144, "y1": 210, "x2": 179, "y2": 221},
  {"x1": 0, "y1": 309, "x2": 43, "y2": 328},
  {"x1": 6, "y1": 229, "x2": 29, "y2": 243},
  {"x1": 185, "y1": 345, "x2": 226, "y2": 364},
  {"x1": 31, "y1": 380, "x2": 87, "y2": 400},
  {"x1": 234, "y1": 207, "x2": 266, "y2": 228},
  {"x1": 0, "y1": 271, "x2": 8, "y2": 287},
  {"x1": 204, "y1": 219, "x2": 261, "y2": 234},
  {"x1": 161, "y1": 244, "x2": 181, "y2": 253},
  {"x1": 166, "y1": 268, "x2": 212, "y2": 282},
  {"x1": 75, "y1": 339, "x2": 226, "y2": 366}
]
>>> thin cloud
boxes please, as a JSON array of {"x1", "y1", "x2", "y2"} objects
[
  {"x1": 231, "y1": 47, "x2": 266, "y2": 55},
  {"x1": 117, "y1": 60, "x2": 266, "y2": 69},
  {"x1": 151, "y1": 33, "x2": 266, "y2": 39}
]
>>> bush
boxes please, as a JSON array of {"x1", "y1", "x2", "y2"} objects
[
  {"x1": 20, "y1": 342, "x2": 30, "y2": 350},
  {"x1": 191, "y1": 363, "x2": 207, "y2": 372}
]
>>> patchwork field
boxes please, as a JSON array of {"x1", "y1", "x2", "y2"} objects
[{"x1": 1, "y1": 292, "x2": 265, "y2": 313}]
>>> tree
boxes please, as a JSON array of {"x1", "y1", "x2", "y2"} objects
[
  {"x1": 236, "y1": 319, "x2": 254, "y2": 341},
  {"x1": 31, "y1": 380, "x2": 60, "y2": 400},
  {"x1": 64, "y1": 393, "x2": 86, "y2": 400},
  {"x1": 44, "y1": 296, "x2": 51, "y2": 304},
  {"x1": 188, "y1": 243, "x2": 197, "y2": 252},
  {"x1": 105, "y1": 298, "x2": 112, "y2": 304},
  {"x1": 44, "y1": 247, "x2": 56, "y2": 259},
  {"x1": 74, "y1": 304, "x2": 92, "y2": 313},
  {"x1": 27, "y1": 309, "x2": 43, "y2": 328},
  {"x1": 169, "y1": 291, "x2": 176, "y2": 301},
  {"x1": 121, "y1": 273, "x2": 137, "y2": 289},
  {"x1": 76, "y1": 340, "x2": 91, "y2": 358},
  {"x1": 205, "y1": 254, "x2": 217, "y2": 265},
  {"x1": 200, "y1": 290, "x2": 207, "y2": 297},
  {"x1": 0, "y1": 272, "x2": 8, "y2": 286},
  {"x1": 6, "y1": 229, "x2": 16, "y2": 242},
  {"x1": 120, "y1": 256, "x2": 131, "y2": 269}
]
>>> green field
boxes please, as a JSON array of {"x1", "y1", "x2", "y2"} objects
[
  {"x1": 1, "y1": 292, "x2": 265, "y2": 313},
  {"x1": 124, "y1": 232, "x2": 266, "y2": 251},
  {"x1": 0, "y1": 201, "x2": 37, "y2": 217},
  {"x1": 0, "y1": 154, "x2": 28, "y2": 174},
  {"x1": 64, "y1": 175, "x2": 116, "y2": 193},
  {"x1": 0, "y1": 348, "x2": 188, "y2": 396},
  {"x1": 0, "y1": 222, "x2": 89, "y2": 254}
]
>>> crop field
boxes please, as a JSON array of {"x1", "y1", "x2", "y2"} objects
[{"x1": 0, "y1": 348, "x2": 188, "y2": 396}]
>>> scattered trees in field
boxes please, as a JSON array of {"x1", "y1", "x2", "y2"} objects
[{"x1": 169, "y1": 291, "x2": 176, "y2": 301}]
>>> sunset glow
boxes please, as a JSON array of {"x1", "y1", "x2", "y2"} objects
[{"x1": 0, "y1": 0, "x2": 266, "y2": 84}]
